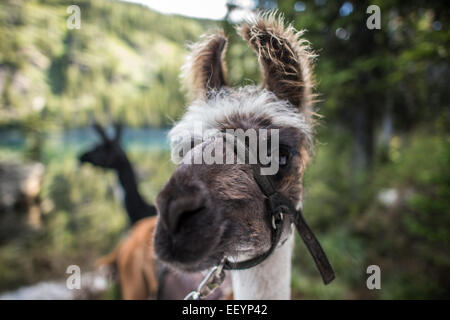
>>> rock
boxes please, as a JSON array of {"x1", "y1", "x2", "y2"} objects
[
  {"x1": 0, "y1": 161, "x2": 45, "y2": 228},
  {"x1": 377, "y1": 188, "x2": 399, "y2": 207},
  {"x1": 0, "y1": 161, "x2": 44, "y2": 210},
  {"x1": 0, "y1": 271, "x2": 110, "y2": 300}
]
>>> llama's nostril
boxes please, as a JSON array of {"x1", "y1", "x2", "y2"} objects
[
  {"x1": 165, "y1": 195, "x2": 208, "y2": 234},
  {"x1": 172, "y1": 206, "x2": 206, "y2": 233}
]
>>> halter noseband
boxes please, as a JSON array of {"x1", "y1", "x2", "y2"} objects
[{"x1": 223, "y1": 160, "x2": 335, "y2": 285}]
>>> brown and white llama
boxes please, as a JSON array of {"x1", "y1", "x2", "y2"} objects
[{"x1": 154, "y1": 13, "x2": 333, "y2": 300}]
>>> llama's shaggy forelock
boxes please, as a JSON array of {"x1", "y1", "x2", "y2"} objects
[{"x1": 169, "y1": 86, "x2": 313, "y2": 163}]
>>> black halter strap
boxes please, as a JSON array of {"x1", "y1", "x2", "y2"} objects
[{"x1": 223, "y1": 162, "x2": 335, "y2": 285}]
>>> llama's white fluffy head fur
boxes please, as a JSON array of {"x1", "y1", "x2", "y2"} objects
[{"x1": 169, "y1": 86, "x2": 313, "y2": 163}]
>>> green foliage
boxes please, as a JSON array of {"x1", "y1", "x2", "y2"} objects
[
  {"x1": 0, "y1": 146, "x2": 173, "y2": 292},
  {"x1": 290, "y1": 128, "x2": 450, "y2": 299},
  {"x1": 0, "y1": 0, "x2": 215, "y2": 128},
  {"x1": 372, "y1": 133, "x2": 450, "y2": 298}
]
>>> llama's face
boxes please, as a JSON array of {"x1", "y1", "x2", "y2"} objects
[
  {"x1": 154, "y1": 105, "x2": 309, "y2": 271},
  {"x1": 154, "y1": 14, "x2": 316, "y2": 272},
  {"x1": 79, "y1": 123, "x2": 125, "y2": 170},
  {"x1": 79, "y1": 141, "x2": 125, "y2": 169}
]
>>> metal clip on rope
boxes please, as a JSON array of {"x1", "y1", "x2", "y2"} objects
[{"x1": 184, "y1": 260, "x2": 226, "y2": 300}]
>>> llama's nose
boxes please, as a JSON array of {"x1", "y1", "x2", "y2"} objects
[{"x1": 159, "y1": 185, "x2": 210, "y2": 234}]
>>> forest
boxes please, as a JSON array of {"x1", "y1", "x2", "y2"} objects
[{"x1": 0, "y1": 0, "x2": 448, "y2": 299}]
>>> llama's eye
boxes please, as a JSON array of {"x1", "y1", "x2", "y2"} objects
[
  {"x1": 278, "y1": 146, "x2": 291, "y2": 167},
  {"x1": 280, "y1": 154, "x2": 288, "y2": 166},
  {"x1": 263, "y1": 146, "x2": 290, "y2": 168}
]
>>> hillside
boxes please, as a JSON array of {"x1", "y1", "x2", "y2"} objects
[{"x1": 0, "y1": 0, "x2": 217, "y2": 128}]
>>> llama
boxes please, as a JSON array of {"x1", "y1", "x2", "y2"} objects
[
  {"x1": 79, "y1": 122, "x2": 157, "y2": 224},
  {"x1": 154, "y1": 12, "x2": 334, "y2": 300},
  {"x1": 95, "y1": 216, "x2": 158, "y2": 299}
]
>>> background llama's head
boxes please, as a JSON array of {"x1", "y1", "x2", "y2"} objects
[{"x1": 154, "y1": 13, "x2": 317, "y2": 272}]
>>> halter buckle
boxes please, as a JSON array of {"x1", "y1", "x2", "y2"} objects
[{"x1": 271, "y1": 210, "x2": 284, "y2": 229}]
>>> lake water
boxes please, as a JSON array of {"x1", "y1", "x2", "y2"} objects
[{"x1": 0, "y1": 127, "x2": 170, "y2": 162}]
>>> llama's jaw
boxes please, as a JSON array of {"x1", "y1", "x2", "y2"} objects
[
  {"x1": 154, "y1": 210, "x2": 231, "y2": 272},
  {"x1": 154, "y1": 203, "x2": 272, "y2": 273}
]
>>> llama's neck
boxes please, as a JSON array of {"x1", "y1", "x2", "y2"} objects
[
  {"x1": 116, "y1": 158, "x2": 155, "y2": 224},
  {"x1": 116, "y1": 158, "x2": 138, "y2": 196},
  {"x1": 230, "y1": 231, "x2": 294, "y2": 300}
]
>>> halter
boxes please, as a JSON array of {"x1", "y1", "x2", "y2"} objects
[
  {"x1": 185, "y1": 137, "x2": 335, "y2": 300},
  {"x1": 222, "y1": 162, "x2": 335, "y2": 285}
]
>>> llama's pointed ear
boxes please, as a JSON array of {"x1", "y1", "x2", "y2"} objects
[
  {"x1": 239, "y1": 12, "x2": 315, "y2": 113},
  {"x1": 181, "y1": 31, "x2": 228, "y2": 101},
  {"x1": 114, "y1": 122, "x2": 123, "y2": 142},
  {"x1": 92, "y1": 122, "x2": 108, "y2": 142}
]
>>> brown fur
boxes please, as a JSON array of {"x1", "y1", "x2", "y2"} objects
[
  {"x1": 182, "y1": 31, "x2": 228, "y2": 101},
  {"x1": 97, "y1": 216, "x2": 233, "y2": 300},
  {"x1": 97, "y1": 217, "x2": 158, "y2": 299},
  {"x1": 155, "y1": 122, "x2": 308, "y2": 272},
  {"x1": 239, "y1": 11, "x2": 317, "y2": 116}
]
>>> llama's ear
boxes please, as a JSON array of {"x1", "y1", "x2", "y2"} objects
[
  {"x1": 92, "y1": 122, "x2": 108, "y2": 142},
  {"x1": 239, "y1": 12, "x2": 315, "y2": 113},
  {"x1": 181, "y1": 31, "x2": 228, "y2": 101},
  {"x1": 114, "y1": 122, "x2": 123, "y2": 142}
]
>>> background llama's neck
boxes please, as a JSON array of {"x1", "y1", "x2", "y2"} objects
[
  {"x1": 116, "y1": 158, "x2": 157, "y2": 224},
  {"x1": 231, "y1": 232, "x2": 294, "y2": 300}
]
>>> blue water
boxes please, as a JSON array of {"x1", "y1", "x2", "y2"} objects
[{"x1": 0, "y1": 127, "x2": 170, "y2": 163}]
